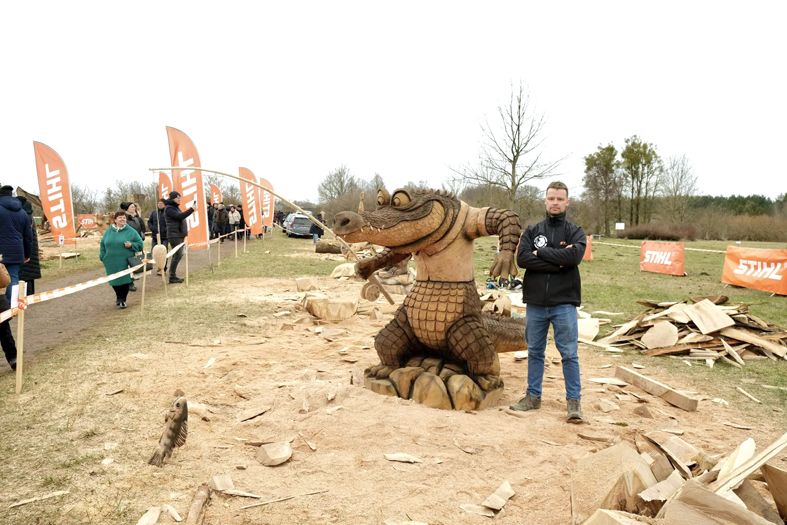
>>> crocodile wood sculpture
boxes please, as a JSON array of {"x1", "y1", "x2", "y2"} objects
[{"x1": 334, "y1": 188, "x2": 524, "y2": 410}]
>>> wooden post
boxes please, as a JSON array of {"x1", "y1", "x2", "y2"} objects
[
  {"x1": 234, "y1": 229, "x2": 239, "y2": 258},
  {"x1": 217, "y1": 235, "x2": 222, "y2": 267},
  {"x1": 207, "y1": 240, "x2": 213, "y2": 273},
  {"x1": 243, "y1": 227, "x2": 247, "y2": 253},
  {"x1": 15, "y1": 282, "x2": 27, "y2": 394},
  {"x1": 140, "y1": 257, "x2": 148, "y2": 314},
  {"x1": 185, "y1": 244, "x2": 189, "y2": 287}
]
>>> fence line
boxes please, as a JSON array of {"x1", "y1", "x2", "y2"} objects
[{"x1": 593, "y1": 240, "x2": 726, "y2": 254}]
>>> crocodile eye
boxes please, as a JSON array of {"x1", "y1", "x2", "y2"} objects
[
  {"x1": 391, "y1": 191, "x2": 411, "y2": 207},
  {"x1": 377, "y1": 189, "x2": 390, "y2": 207}
]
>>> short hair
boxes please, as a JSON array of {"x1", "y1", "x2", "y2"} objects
[
  {"x1": 546, "y1": 181, "x2": 569, "y2": 197},
  {"x1": 113, "y1": 210, "x2": 128, "y2": 219}
]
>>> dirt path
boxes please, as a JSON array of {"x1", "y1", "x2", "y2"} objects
[{"x1": 9, "y1": 239, "x2": 246, "y2": 360}]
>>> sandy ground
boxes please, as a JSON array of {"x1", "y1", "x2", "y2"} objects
[{"x1": 1, "y1": 257, "x2": 785, "y2": 524}]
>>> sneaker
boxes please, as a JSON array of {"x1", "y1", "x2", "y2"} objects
[
  {"x1": 169, "y1": 277, "x2": 184, "y2": 284},
  {"x1": 129, "y1": 284, "x2": 137, "y2": 292},
  {"x1": 8, "y1": 358, "x2": 16, "y2": 371},
  {"x1": 509, "y1": 394, "x2": 541, "y2": 412},
  {"x1": 567, "y1": 399, "x2": 583, "y2": 423},
  {"x1": 119, "y1": 301, "x2": 128, "y2": 309}
]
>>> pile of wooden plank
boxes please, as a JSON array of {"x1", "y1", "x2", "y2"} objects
[
  {"x1": 592, "y1": 296, "x2": 787, "y2": 367},
  {"x1": 578, "y1": 431, "x2": 787, "y2": 524}
]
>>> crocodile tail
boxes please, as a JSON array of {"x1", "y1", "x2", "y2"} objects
[{"x1": 483, "y1": 314, "x2": 527, "y2": 353}]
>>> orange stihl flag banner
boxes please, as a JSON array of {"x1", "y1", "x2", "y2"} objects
[
  {"x1": 259, "y1": 178, "x2": 274, "y2": 229},
  {"x1": 239, "y1": 167, "x2": 263, "y2": 236},
  {"x1": 583, "y1": 235, "x2": 593, "y2": 261},
  {"x1": 721, "y1": 246, "x2": 787, "y2": 296},
  {"x1": 158, "y1": 172, "x2": 172, "y2": 200},
  {"x1": 209, "y1": 183, "x2": 222, "y2": 205},
  {"x1": 33, "y1": 141, "x2": 76, "y2": 241},
  {"x1": 77, "y1": 214, "x2": 98, "y2": 229},
  {"x1": 165, "y1": 126, "x2": 209, "y2": 250},
  {"x1": 640, "y1": 241, "x2": 685, "y2": 276}
]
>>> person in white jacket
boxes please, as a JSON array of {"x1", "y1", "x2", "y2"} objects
[{"x1": 228, "y1": 205, "x2": 241, "y2": 239}]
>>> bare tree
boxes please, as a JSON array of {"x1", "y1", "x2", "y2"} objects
[
  {"x1": 455, "y1": 83, "x2": 561, "y2": 209},
  {"x1": 71, "y1": 184, "x2": 101, "y2": 214},
  {"x1": 660, "y1": 155, "x2": 697, "y2": 223},
  {"x1": 318, "y1": 165, "x2": 359, "y2": 202}
]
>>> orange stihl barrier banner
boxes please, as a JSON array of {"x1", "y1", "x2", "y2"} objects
[
  {"x1": 166, "y1": 126, "x2": 209, "y2": 250},
  {"x1": 583, "y1": 235, "x2": 593, "y2": 261},
  {"x1": 158, "y1": 171, "x2": 172, "y2": 200},
  {"x1": 33, "y1": 141, "x2": 77, "y2": 241},
  {"x1": 209, "y1": 183, "x2": 222, "y2": 205},
  {"x1": 239, "y1": 167, "x2": 263, "y2": 236},
  {"x1": 640, "y1": 241, "x2": 685, "y2": 276},
  {"x1": 259, "y1": 177, "x2": 274, "y2": 229},
  {"x1": 77, "y1": 214, "x2": 98, "y2": 229},
  {"x1": 721, "y1": 246, "x2": 787, "y2": 296}
]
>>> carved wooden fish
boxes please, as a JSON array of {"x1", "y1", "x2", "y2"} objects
[{"x1": 148, "y1": 396, "x2": 188, "y2": 467}]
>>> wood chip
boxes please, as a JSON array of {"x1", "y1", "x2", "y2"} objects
[
  {"x1": 588, "y1": 377, "x2": 629, "y2": 387},
  {"x1": 460, "y1": 503, "x2": 495, "y2": 517},
  {"x1": 578, "y1": 431, "x2": 615, "y2": 443},
  {"x1": 161, "y1": 504, "x2": 183, "y2": 522},
  {"x1": 135, "y1": 507, "x2": 161, "y2": 525},
  {"x1": 641, "y1": 321, "x2": 679, "y2": 349},
  {"x1": 685, "y1": 299, "x2": 735, "y2": 334},
  {"x1": 722, "y1": 421, "x2": 752, "y2": 430},
  {"x1": 238, "y1": 405, "x2": 271, "y2": 423},
  {"x1": 8, "y1": 490, "x2": 70, "y2": 509},
  {"x1": 736, "y1": 387, "x2": 761, "y2": 403},
  {"x1": 615, "y1": 366, "x2": 698, "y2": 412},
  {"x1": 481, "y1": 480, "x2": 515, "y2": 511},
  {"x1": 384, "y1": 453, "x2": 423, "y2": 464}
]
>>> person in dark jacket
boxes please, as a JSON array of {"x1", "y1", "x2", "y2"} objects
[
  {"x1": 510, "y1": 181, "x2": 587, "y2": 422},
  {"x1": 0, "y1": 294, "x2": 17, "y2": 370},
  {"x1": 0, "y1": 185, "x2": 32, "y2": 301},
  {"x1": 309, "y1": 212, "x2": 325, "y2": 244},
  {"x1": 120, "y1": 202, "x2": 146, "y2": 241},
  {"x1": 17, "y1": 197, "x2": 41, "y2": 295},
  {"x1": 164, "y1": 191, "x2": 194, "y2": 283},
  {"x1": 148, "y1": 199, "x2": 168, "y2": 247},
  {"x1": 214, "y1": 204, "x2": 229, "y2": 242}
]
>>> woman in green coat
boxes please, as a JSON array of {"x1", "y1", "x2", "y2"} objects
[{"x1": 100, "y1": 211, "x2": 144, "y2": 309}]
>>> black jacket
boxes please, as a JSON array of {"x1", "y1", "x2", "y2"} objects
[
  {"x1": 164, "y1": 199, "x2": 194, "y2": 240},
  {"x1": 17, "y1": 198, "x2": 41, "y2": 281},
  {"x1": 516, "y1": 213, "x2": 586, "y2": 306},
  {"x1": 148, "y1": 209, "x2": 168, "y2": 241},
  {"x1": 0, "y1": 195, "x2": 32, "y2": 264}
]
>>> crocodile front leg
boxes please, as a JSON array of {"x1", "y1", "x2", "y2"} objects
[{"x1": 485, "y1": 208, "x2": 522, "y2": 279}]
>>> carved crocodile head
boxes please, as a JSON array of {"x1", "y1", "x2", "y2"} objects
[{"x1": 333, "y1": 188, "x2": 462, "y2": 253}]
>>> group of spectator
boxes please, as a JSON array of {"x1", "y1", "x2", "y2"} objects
[
  {"x1": 207, "y1": 202, "x2": 245, "y2": 241},
  {"x1": 0, "y1": 185, "x2": 39, "y2": 371}
]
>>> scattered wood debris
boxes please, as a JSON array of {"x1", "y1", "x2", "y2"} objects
[
  {"x1": 572, "y1": 431, "x2": 787, "y2": 523},
  {"x1": 384, "y1": 453, "x2": 423, "y2": 464},
  {"x1": 8, "y1": 490, "x2": 70, "y2": 509},
  {"x1": 590, "y1": 298, "x2": 786, "y2": 370}
]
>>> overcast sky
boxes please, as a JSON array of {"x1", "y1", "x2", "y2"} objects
[{"x1": 2, "y1": 1, "x2": 785, "y2": 206}]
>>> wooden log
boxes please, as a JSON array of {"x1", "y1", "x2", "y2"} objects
[
  {"x1": 185, "y1": 483, "x2": 210, "y2": 524},
  {"x1": 315, "y1": 240, "x2": 342, "y2": 254},
  {"x1": 614, "y1": 366, "x2": 698, "y2": 412}
]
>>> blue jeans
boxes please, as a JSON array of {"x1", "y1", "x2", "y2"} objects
[
  {"x1": 525, "y1": 303, "x2": 581, "y2": 400},
  {"x1": 4, "y1": 263, "x2": 20, "y2": 302},
  {"x1": 312, "y1": 233, "x2": 319, "y2": 244}
]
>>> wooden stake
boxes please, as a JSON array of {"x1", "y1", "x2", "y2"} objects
[
  {"x1": 15, "y1": 282, "x2": 27, "y2": 394},
  {"x1": 140, "y1": 257, "x2": 147, "y2": 314},
  {"x1": 736, "y1": 386, "x2": 761, "y2": 403},
  {"x1": 185, "y1": 244, "x2": 189, "y2": 287},
  {"x1": 185, "y1": 483, "x2": 210, "y2": 524},
  {"x1": 234, "y1": 229, "x2": 239, "y2": 258},
  {"x1": 243, "y1": 227, "x2": 247, "y2": 253}
]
